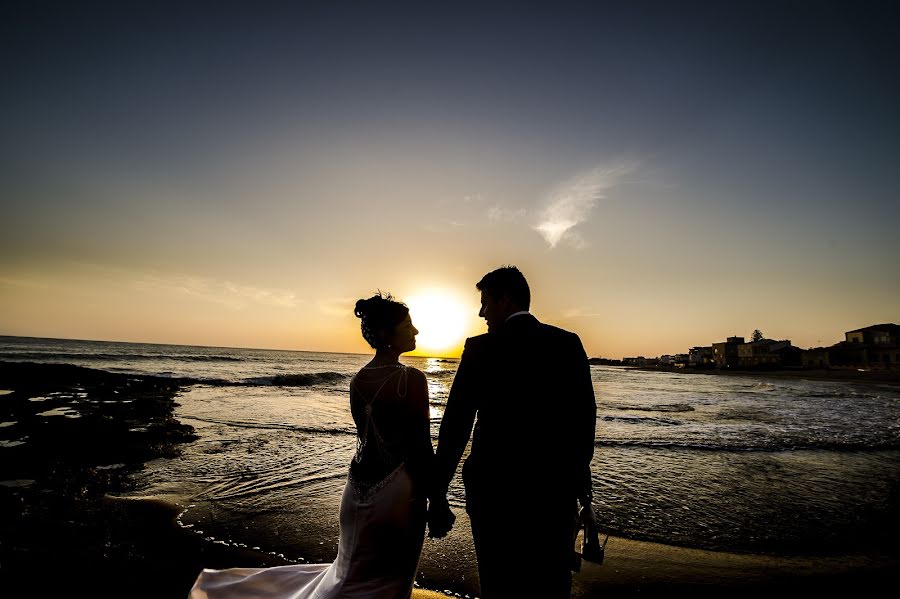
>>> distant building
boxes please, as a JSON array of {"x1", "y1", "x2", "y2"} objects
[
  {"x1": 801, "y1": 347, "x2": 831, "y2": 369},
  {"x1": 588, "y1": 357, "x2": 624, "y2": 366},
  {"x1": 623, "y1": 356, "x2": 660, "y2": 367},
  {"x1": 712, "y1": 336, "x2": 744, "y2": 369},
  {"x1": 845, "y1": 324, "x2": 900, "y2": 346},
  {"x1": 689, "y1": 346, "x2": 714, "y2": 368},
  {"x1": 657, "y1": 354, "x2": 689, "y2": 368},
  {"x1": 737, "y1": 339, "x2": 800, "y2": 368},
  {"x1": 840, "y1": 324, "x2": 900, "y2": 367}
]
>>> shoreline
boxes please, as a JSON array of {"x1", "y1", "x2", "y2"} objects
[
  {"x1": 7, "y1": 490, "x2": 897, "y2": 598},
  {"x1": 6, "y1": 486, "x2": 896, "y2": 599},
  {"x1": 3, "y1": 360, "x2": 899, "y2": 598}
]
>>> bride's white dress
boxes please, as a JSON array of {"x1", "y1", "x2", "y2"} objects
[{"x1": 189, "y1": 367, "x2": 428, "y2": 599}]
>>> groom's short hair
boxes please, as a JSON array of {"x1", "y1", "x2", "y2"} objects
[{"x1": 477, "y1": 266, "x2": 530, "y2": 310}]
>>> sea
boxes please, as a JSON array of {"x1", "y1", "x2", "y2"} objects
[{"x1": 2, "y1": 335, "x2": 900, "y2": 595}]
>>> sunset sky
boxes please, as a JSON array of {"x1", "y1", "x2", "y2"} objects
[{"x1": 1, "y1": 1, "x2": 897, "y2": 359}]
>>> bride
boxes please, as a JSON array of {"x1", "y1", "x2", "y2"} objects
[{"x1": 189, "y1": 292, "x2": 455, "y2": 598}]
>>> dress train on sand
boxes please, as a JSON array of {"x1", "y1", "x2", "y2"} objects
[{"x1": 189, "y1": 463, "x2": 425, "y2": 599}]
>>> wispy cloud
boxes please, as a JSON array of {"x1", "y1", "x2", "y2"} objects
[
  {"x1": 135, "y1": 274, "x2": 300, "y2": 310},
  {"x1": 562, "y1": 307, "x2": 605, "y2": 319},
  {"x1": 222, "y1": 281, "x2": 299, "y2": 308},
  {"x1": 487, "y1": 205, "x2": 528, "y2": 223},
  {"x1": 317, "y1": 297, "x2": 356, "y2": 317},
  {"x1": 424, "y1": 219, "x2": 467, "y2": 233},
  {"x1": 534, "y1": 161, "x2": 638, "y2": 249}
]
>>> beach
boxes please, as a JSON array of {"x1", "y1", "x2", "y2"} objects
[
  {"x1": 4, "y1": 481, "x2": 897, "y2": 599},
  {"x1": 3, "y1": 358, "x2": 900, "y2": 598}
]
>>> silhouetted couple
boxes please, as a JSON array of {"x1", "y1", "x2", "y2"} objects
[{"x1": 189, "y1": 266, "x2": 597, "y2": 599}]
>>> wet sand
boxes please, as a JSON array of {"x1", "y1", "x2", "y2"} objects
[
  {"x1": 571, "y1": 534, "x2": 898, "y2": 597},
  {"x1": 5, "y1": 491, "x2": 896, "y2": 599}
]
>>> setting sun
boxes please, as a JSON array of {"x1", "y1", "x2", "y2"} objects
[{"x1": 405, "y1": 290, "x2": 471, "y2": 357}]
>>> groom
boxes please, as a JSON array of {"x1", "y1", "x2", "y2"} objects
[{"x1": 431, "y1": 266, "x2": 597, "y2": 598}]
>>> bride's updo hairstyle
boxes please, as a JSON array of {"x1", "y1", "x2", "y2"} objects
[{"x1": 354, "y1": 292, "x2": 409, "y2": 350}]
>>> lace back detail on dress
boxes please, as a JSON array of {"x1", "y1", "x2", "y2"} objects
[{"x1": 349, "y1": 366, "x2": 409, "y2": 500}]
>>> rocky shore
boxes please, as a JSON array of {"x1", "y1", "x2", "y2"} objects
[{"x1": 0, "y1": 362, "x2": 230, "y2": 598}]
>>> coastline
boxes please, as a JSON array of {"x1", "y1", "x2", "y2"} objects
[
  {"x1": 5, "y1": 490, "x2": 896, "y2": 598},
  {"x1": 3, "y1": 360, "x2": 899, "y2": 598}
]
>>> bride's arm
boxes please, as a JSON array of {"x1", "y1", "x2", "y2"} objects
[
  {"x1": 405, "y1": 368, "x2": 456, "y2": 536},
  {"x1": 404, "y1": 368, "x2": 435, "y2": 484}
]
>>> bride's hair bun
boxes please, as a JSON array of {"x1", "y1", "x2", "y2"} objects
[
  {"x1": 354, "y1": 298, "x2": 371, "y2": 319},
  {"x1": 354, "y1": 291, "x2": 409, "y2": 349}
]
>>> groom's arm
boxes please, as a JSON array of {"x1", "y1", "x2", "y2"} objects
[
  {"x1": 571, "y1": 333, "x2": 597, "y2": 506},
  {"x1": 433, "y1": 339, "x2": 480, "y2": 498}
]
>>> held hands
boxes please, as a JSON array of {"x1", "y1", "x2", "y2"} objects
[
  {"x1": 579, "y1": 501, "x2": 598, "y2": 531},
  {"x1": 427, "y1": 496, "x2": 455, "y2": 538}
]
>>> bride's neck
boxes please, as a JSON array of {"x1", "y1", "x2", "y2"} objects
[{"x1": 371, "y1": 348, "x2": 401, "y2": 364}]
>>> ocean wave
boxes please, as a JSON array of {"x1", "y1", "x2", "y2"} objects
[
  {"x1": 240, "y1": 372, "x2": 349, "y2": 387},
  {"x1": 737, "y1": 382, "x2": 778, "y2": 393},
  {"x1": 0, "y1": 359, "x2": 204, "y2": 385},
  {"x1": 183, "y1": 415, "x2": 355, "y2": 436},
  {"x1": 606, "y1": 402, "x2": 695, "y2": 413},
  {"x1": 715, "y1": 407, "x2": 779, "y2": 422},
  {"x1": 802, "y1": 390, "x2": 877, "y2": 399},
  {"x1": 0, "y1": 352, "x2": 243, "y2": 362},
  {"x1": 602, "y1": 415, "x2": 683, "y2": 426},
  {"x1": 0, "y1": 361, "x2": 348, "y2": 388},
  {"x1": 422, "y1": 370, "x2": 456, "y2": 379},
  {"x1": 171, "y1": 355, "x2": 243, "y2": 362}
]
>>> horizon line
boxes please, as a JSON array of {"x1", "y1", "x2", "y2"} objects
[{"x1": 0, "y1": 333, "x2": 463, "y2": 360}]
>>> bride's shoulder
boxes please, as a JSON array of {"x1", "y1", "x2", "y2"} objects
[{"x1": 402, "y1": 365, "x2": 427, "y2": 384}]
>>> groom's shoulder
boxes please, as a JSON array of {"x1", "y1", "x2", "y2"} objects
[
  {"x1": 538, "y1": 322, "x2": 585, "y2": 350},
  {"x1": 464, "y1": 332, "x2": 491, "y2": 347},
  {"x1": 539, "y1": 321, "x2": 581, "y2": 341},
  {"x1": 462, "y1": 333, "x2": 493, "y2": 353}
]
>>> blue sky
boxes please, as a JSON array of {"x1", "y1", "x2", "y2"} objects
[{"x1": 1, "y1": 1, "x2": 897, "y2": 357}]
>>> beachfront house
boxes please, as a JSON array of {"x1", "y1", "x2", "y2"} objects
[
  {"x1": 623, "y1": 356, "x2": 660, "y2": 367},
  {"x1": 845, "y1": 324, "x2": 900, "y2": 346},
  {"x1": 737, "y1": 339, "x2": 800, "y2": 369},
  {"x1": 712, "y1": 336, "x2": 744, "y2": 369},
  {"x1": 801, "y1": 347, "x2": 831, "y2": 369},
  {"x1": 689, "y1": 346, "x2": 714, "y2": 368},
  {"x1": 840, "y1": 324, "x2": 900, "y2": 367}
]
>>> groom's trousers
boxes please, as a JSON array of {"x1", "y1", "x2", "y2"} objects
[{"x1": 468, "y1": 499, "x2": 577, "y2": 599}]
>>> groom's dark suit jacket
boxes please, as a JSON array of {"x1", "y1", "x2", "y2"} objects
[{"x1": 434, "y1": 313, "x2": 596, "y2": 512}]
